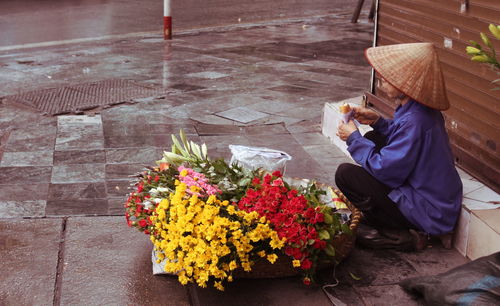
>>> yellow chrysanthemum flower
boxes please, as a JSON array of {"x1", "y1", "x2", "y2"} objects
[
  {"x1": 214, "y1": 281, "x2": 225, "y2": 291},
  {"x1": 229, "y1": 260, "x2": 238, "y2": 271},
  {"x1": 267, "y1": 254, "x2": 278, "y2": 264}
]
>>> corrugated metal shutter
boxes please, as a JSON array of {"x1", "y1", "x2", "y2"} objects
[{"x1": 370, "y1": 0, "x2": 500, "y2": 192}]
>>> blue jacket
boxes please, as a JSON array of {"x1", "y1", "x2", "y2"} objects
[{"x1": 346, "y1": 99, "x2": 463, "y2": 235}]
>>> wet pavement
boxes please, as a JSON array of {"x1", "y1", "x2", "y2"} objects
[
  {"x1": 0, "y1": 12, "x2": 469, "y2": 306},
  {"x1": 0, "y1": 0, "x2": 359, "y2": 47}
]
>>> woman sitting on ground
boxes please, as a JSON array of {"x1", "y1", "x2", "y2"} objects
[{"x1": 335, "y1": 43, "x2": 463, "y2": 251}]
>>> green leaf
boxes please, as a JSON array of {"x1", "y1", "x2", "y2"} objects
[
  {"x1": 489, "y1": 23, "x2": 500, "y2": 39},
  {"x1": 201, "y1": 143, "x2": 208, "y2": 159},
  {"x1": 171, "y1": 144, "x2": 180, "y2": 155},
  {"x1": 469, "y1": 40, "x2": 482, "y2": 49},
  {"x1": 349, "y1": 272, "x2": 362, "y2": 280},
  {"x1": 190, "y1": 141, "x2": 202, "y2": 159},
  {"x1": 331, "y1": 214, "x2": 341, "y2": 231},
  {"x1": 327, "y1": 228, "x2": 336, "y2": 238},
  {"x1": 325, "y1": 244, "x2": 335, "y2": 257},
  {"x1": 308, "y1": 239, "x2": 315, "y2": 245},
  {"x1": 238, "y1": 177, "x2": 251, "y2": 187},
  {"x1": 323, "y1": 213, "x2": 333, "y2": 224},
  {"x1": 471, "y1": 55, "x2": 490, "y2": 63},
  {"x1": 480, "y1": 32, "x2": 492, "y2": 48},
  {"x1": 318, "y1": 229, "x2": 330, "y2": 240},
  {"x1": 466, "y1": 46, "x2": 481, "y2": 55},
  {"x1": 341, "y1": 223, "x2": 352, "y2": 235},
  {"x1": 213, "y1": 162, "x2": 226, "y2": 173},
  {"x1": 171, "y1": 135, "x2": 189, "y2": 157},
  {"x1": 179, "y1": 129, "x2": 190, "y2": 151}
]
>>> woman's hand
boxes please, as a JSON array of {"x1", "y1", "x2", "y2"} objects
[
  {"x1": 337, "y1": 120, "x2": 358, "y2": 141},
  {"x1": 352, "y1": 106, "x2": 380, "y2": 125}
]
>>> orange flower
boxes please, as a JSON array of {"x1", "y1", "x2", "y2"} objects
[{"x1": 159, "y1": 162, "x2": 170, "y2": 171}]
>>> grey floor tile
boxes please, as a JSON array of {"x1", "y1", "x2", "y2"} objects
[
  {"x1": 56, "y1": 115, "x2": 104, "y2": 150},
  {"x1": 354, "y1": 285, "x2": 421, "y2": 306},
  {"x1": 4, "y1": 135, "x2": 55, "y2": 152},
  {"x1": 55, "y1": 131, "x2": 104, "y2": 150},
  {"x1": 192, "y1": 275, "x2": 331, "y2": 306},
  {"x1": 293, "y1": 132, "x2": 335, "y2": 146},
  {"x1": 0, "y1": 166, "x2": 52, "y2": 184},
  {"x1": 106, "y1": 180, "x2": 134, "y2": 198},
  {"x1": 106, "y1": 164, "x2": 148, "y2": 180},
  {"x1": 0, "y1": 218, "x2": 61, "y2": 305},
  {"x1": 195, "y1": 123, "x2": 244, "y2": 136},
  {"x1": 104, "y1": 135, "x2": 170, "y2": 148},
  {"x1": 108, "y1": 197, "x2": 127, "y2": 215},
  {"x1": 45, "y1": 199, "x2": 108, "y2": 216},
  {"x1": 106, "y1": 147, "x2": 163, "y2": 164},
  {"x1": 0, "y1": 183, "x2": 49, "y2": 201},
  {"x1": 216, "y1": 107, "x2": 269, "y2": 123},
  {"x1": 60, "y1": 217, "x2": 189, "y2": 304},
  {"x1": 0, "y1": 200, "x2": 46, "y2": 218},
  {"x1": 51, "y1": 164, "x2": 105, "y2": 183},
  {"x1": 48, "y1": 182, "x2": 107, "y2": 200},
  {"x1": 53, "y1": 149, "x2": 106, "y2": 165},
  {"x1": 244, "y1": 123, "x2": 288, "y2": 135},
  {"x1": 0, "y1": 150, "x2": 53, "y2": 167}
]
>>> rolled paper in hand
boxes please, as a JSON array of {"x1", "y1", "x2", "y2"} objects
[{"x1": 339, "y1": 103, "x2": 354, "y2": 123}]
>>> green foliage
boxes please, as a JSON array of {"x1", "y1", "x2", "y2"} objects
[{"x1": 466, "y1": 24, "x2": 500, "y2": 90}]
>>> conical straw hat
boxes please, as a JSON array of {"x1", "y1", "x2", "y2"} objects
[{"x1": 365, "y1": 43, "x2": 450, "y2": 110}]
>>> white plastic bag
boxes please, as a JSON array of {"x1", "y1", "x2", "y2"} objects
[{"x1": 229, "y1": 145, "x2": 292, "y2": 174}]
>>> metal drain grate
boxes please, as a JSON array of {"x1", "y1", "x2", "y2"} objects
[{"x1": 3, "y1": 79, "x2": 166, "y2": 115}]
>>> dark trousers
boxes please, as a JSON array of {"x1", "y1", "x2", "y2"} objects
[{"x1": 335, "y1": 131, "x2": 416, "y2": 230}]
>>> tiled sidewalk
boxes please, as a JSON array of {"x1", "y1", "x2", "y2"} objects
[{"x1": 0, "y1": 14, "x2": 471, "y2": 305}]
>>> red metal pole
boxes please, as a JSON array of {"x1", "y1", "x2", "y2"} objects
[{"x1": 164, "y1": 0, "x2": 172, "y2": 40}]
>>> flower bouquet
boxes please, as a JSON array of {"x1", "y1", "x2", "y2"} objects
[{"x1": 125, "y1": 131, "x2": 360, "y2": 290}]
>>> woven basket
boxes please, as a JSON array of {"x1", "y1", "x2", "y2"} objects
[{"x1": 234, "y1": 188, "x2": 361, "y2": 279}]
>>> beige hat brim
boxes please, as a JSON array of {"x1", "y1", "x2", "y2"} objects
[{"x1": 365, "y1": 43, "x2": 450, "y2": 110}]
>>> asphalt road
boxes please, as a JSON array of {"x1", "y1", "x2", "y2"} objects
[{"x1": 0, "y1": 0, "x2": 359, "y2": 47}]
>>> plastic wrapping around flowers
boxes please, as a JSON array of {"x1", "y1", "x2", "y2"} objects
[{"x1": 124, "y1": 130, "x2": 355, "y2": 291}]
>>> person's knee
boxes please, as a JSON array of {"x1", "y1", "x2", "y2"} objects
[{"x1": 335, "y1": 163, "x2": 356, "y2": 187}]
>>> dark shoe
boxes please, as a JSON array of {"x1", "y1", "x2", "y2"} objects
[
  {"x1": 409, "y1": 229, "x2": 429, "y2": 251},
  {"x1": 356, "y1": 224, "x2": 427, "y2": 251}
]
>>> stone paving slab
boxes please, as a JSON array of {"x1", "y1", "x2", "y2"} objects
[
  {"x1": 192, "y1": 276, "x2": 332, "y2": 306},
  {"x1": 55, "y1": 115, "x2": 104, "y2": 150},
  {"x1": 51, "y1": 164, "x2": 106, "y2": 184},
  {"x1": 106, "y1": 179, "x2": 133, "y2": 198},
  {"x1": 0, "y1": 166, "x2": 52, "y2": 184},
  {"x1": 105, "y1": 147, "x2": 164, "y2": 164},
  {"x1": 48, "y1": 182, "x2": 107, "y2": 200},
  {"x1": 0, "y1": 200, "x2": 46, "y2": 218},
  {"x1": 0, "y1": 150, "x2": 53, "y2": 167},
  {"x1": 105, "y1": 163, "x2": 148, "y2": 180},
  {"x1": 0, "y1": 218, "x2": 62, "y2": 305},
  {"x1": 46, "y1": 199, "x2": 108, "y2": 216},
  {"x1": 60, "y1": 216, "x2": 190, "y2": 305},
  {"x1": 0, "y1": 183, "x2": 49, "y2": 201},
  {"x1": 4, "y1": 133, "x2": 56, "y2": 152},
  {"x1": 53, "y1": 149, "x2": 106, "y2": 165}
]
